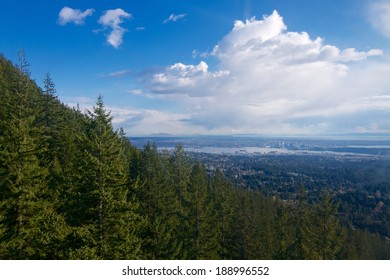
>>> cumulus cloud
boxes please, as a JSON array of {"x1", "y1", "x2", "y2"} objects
[
  {"x1": 144, "y1": 10, "x2": 389, "y2": 135},
  {"x1": 105, "y1": 107, "x2": 196, "y2": 135},
  {"x1": 98, "y1": 9, "x2": 132, "y2": 48},
  {"x1": 58, "y1": 97, "x2": 192, "y2": 135},
  {"x1": 369, "y1": 0, "x2": 390, "y2": 38},
  {"x1": 58, "y1": 7, "x2": 94, "y2": 25},
  {"x1": 148, "y1": 61, "x2": 230, "y2": 96},
  {"x1": 163, "y1": 13, "x2": 187, "y2": 24}
]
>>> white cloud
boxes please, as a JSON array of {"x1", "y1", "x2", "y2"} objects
[
  {"x1": 101, "y1": 70, "x2": 131, "y2": 78},
  {"x1": 106, "y1": 107, "x2": 199, "y2": 135},
  {"x1": 143, "y1": 10, "x2": 389, "y2": 135},
  {"x1": 163, "y1": 14, "x2": 187, "y2": 24},
  {"x1": 369, "y1": 0, "x2": 390, "y2": 38},
  {"x1": 60, "y1": 96, "x2": 95, "y2": 112},
  {"x1": 128, "y1": 89, "x2": 143, "y2": 95},
  {"x1": 148, "y1": 61, "x2": 229, "y2": 96},
  {"x1": 58, "y1": 7, "x2": 94, "y2": 25},
  {"x1": 98, "y1": 9, "x2": 132, "y2": 48}
]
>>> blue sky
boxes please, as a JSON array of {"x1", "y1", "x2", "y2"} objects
[{"x1": 1, "y1": 0, "x2": 390, "y2": 136}]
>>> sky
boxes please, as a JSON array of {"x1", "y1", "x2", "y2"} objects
[{"x1": 1, "y1": 0, "x2": 390, "y2": 136}]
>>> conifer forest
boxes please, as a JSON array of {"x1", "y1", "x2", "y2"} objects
[{"x1": 1, "y1": 53, "x2": 390, "y2": 259}]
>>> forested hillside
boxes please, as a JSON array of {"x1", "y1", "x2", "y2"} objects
[{"x1": 1, "y1": 53, "x2": 389, "y2": 259}]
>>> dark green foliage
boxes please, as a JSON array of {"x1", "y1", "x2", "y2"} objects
[
  {"x1": 208, "y1": 170, "x2": 236, "y2": 259},
  {"x1": 288, "y1": 183, "x2": 315, "y2": 259},
  {"x1": 66, "y1": 96, "x2": 142, "y2": 259},
  {"x1": 273, "y1": 203, "x2": 295, "y2": 259},
  {"x1": 186, "y1": 162, "x2": 219, "y2": 259},
  {"x1": 135, "y1": 143, "x2": 182, "y2": 259},
  {"x1": 0, "y1": 53, "x2": 69, "y2": 259},
  {"x1": 1, "y1": 53, "x2": 389, "y2": 259},
  {"x1": 312, "y1": 191, "x2": 344, "y2": 259}
]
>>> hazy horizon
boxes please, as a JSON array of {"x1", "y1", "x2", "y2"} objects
[{"x1": 128, "y1": 132, "x2": 390, "y2": 140}]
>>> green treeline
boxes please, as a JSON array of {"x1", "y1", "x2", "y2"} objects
[{"x1": 1, "y1": 53, "x2": 389, "y2": 259}]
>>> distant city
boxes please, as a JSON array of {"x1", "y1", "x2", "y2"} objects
[{"x1": 129, "y1": 135, "x2": 390, "y2": 158}]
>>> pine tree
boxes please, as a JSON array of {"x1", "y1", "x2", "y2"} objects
[
  {"x1": 137, "y1": 143, "x2": 165, "y2": 258},
  {"x1": 139, "y1": 143, "x2": 161, "y2": 219},
  {"x1": 312, "y1": 191, "x2": 344, "y2": 259},
  {"x1": 153, "y1": 151, "x2": 184, "y2": 259},
  {"x1": 256, "y1": 194, "x2": 276, "y2": 259},
  {"x1": 40, "y1": 72, "x2": 67, "y2": 206},
  {"x1": 67, "y1": 96, "x2": 141, "y2": 259},
  {"x1": 274, "y1": 202, "x2": 295, "y2": 259},
  {"x1": 171, "y1": 144, "x2": 191, "y2": 206},
  {"x1": 288, "y1": 183, "x2": 315, "y2": 259},
  {"x1": 187, "y1": 162, "x2": 219, "y2": 259},
  {"x1": 0, "y1": 53, "x2": 68, "y2": 259},
  {"x1": 230, "y1": 189, "x2": 255, "y2": 259},
  {"x1": 136, "y1": 143, "x2": 184, "y2": 259},
  {"x1": 209, "y1": 170, "x2": 236, "y2": 259},
  {"x1": 169, "y1": 144, "x2": 191, "y2": 259}
]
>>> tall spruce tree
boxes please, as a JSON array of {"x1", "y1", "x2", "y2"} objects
[
  {"x1": 154, "y1": 150, "x2": 184, "y2": 259},
  {"x1": 0, "y1": 53, "x2": 68, "y2": 259},
  {"x1": 230, "y1": 189, "x2": 254, "y2": 259},
  {"x1": 136, "y1": 143, "x2": 182, "y2": 259},
  {"x1": 274, "y1": 202, "x2": 295, "y2": 259},
  {"x1": 68, "y1": 96, "x2": 141, "y2": 259},
  {"x1": 187, "y1": 162, "x2": 219, "y2": 259},
  {"x1": 289, "y1": 183, "x2": 315, "y2": 259},
  {"x1": 312, "y1": 191, "x2": 344, "y2": 259},
  {"x1": 256, "y1": 194, "x2": 276, "y2": 259},
  {"x1": 208, "y1": 170, "x2": 236, "y2": 259},
  {"x1": 41, "y1": 72, "x2": 66, "y2": 206},
  {"x1": 170, "y1": 144, "x2": 191, "y2": 259}
]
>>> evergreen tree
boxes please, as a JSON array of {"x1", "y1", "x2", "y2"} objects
[
  {"x1": 288, "y1": 183, "x2": 315, "y2": 259},
  {"x1": 274, "y1": 202, "x2": 295, "y2": 259},
  {"x1": 138, "y1": 143, "x2": 161, "y2": 219},
  {"x1": 137, "y1": 144, "x2": 184, "y2": 259},
  {"x1": 153, "y1": 150, "x2": 184, "y2": 259},
  {"x1": 0, "y1": 53, "x2": 68, "y2": 259},
  {"x1": 187, "y1": 162, "x2": 219, "y2": 259},
  {"x1": 312, "y1": 191, "x2": 344, "y2": 259},
  {"x1": 256, "y1": 195, "x2": 276, "y2": 259},
  {"x1": 209, "y1": 170, "x2": 235, "y2": 259},
  {"x1": 67, "y1": 96, "x2": 141, "y2": 259},
  {"x1": 137, "y1": 143, "x2": 166, "y2": 258},
  {"x1": 169, "y1": 144, "x2": 191, "y2": 259},
  {"x1": 40, "y1": 72, "x2": 68, "y2": 208},
  {"x1": 171, "y1": 144, "x2": 191, "y2": 206},
  {"x1": 230, "y1": 189, "x2": 257, "y2": 259}
]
